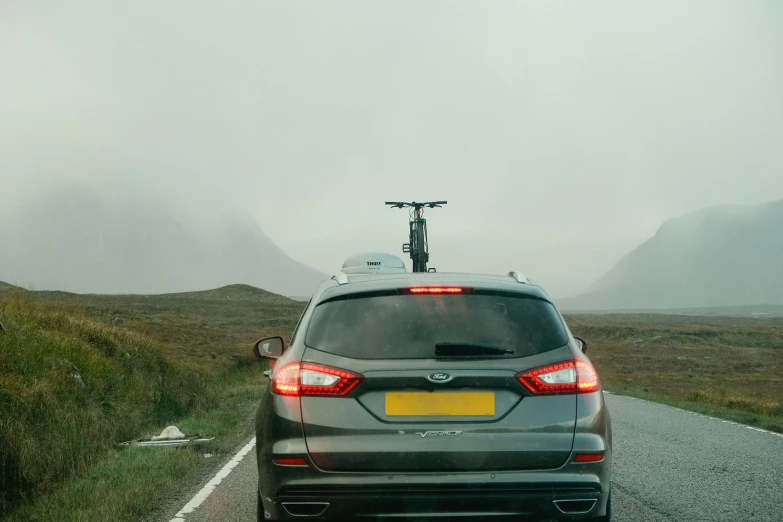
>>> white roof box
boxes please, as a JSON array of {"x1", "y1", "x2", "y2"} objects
[{"x1": 341, "y1": 253, "x2": 407, "y2": 274}]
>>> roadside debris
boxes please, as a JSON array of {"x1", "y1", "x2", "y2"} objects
[
  {"x1": 117, "y1": 436, "x2": 214, "y2": 448},
  {"x1": 118, "y1": 425, "x2": 214, "y2": 448}
]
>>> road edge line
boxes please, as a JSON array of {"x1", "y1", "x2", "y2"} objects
[{"x1": 168, "y1": 436, "x2": 257, "y2": 521}]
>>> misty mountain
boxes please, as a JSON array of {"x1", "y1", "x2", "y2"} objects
[
  {"x1": 0, "y1": 184, "x2": 327, "y2": 296},
  {"x1": 559, "y1": 199, "x2": 783, "y2": 310}
]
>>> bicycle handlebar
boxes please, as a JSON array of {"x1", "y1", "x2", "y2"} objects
[{"x1": 385, "y1": 201, "x2": 448, "y2": 209}]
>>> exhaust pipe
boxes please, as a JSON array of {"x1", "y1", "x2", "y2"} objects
[
  {"x1": 281, "y1": 502, "x2": 330, "y2": 517},
  {"x1": 553, "y1": 499, "x2": 597, "y2": 515}
]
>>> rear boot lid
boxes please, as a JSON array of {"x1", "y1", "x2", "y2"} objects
[
  {"x1": 299, "y1": 350, "x2": 577, "y2": 472},
  {"x1": 294, "y1": 287, "x2": 580, "y2": 472}
]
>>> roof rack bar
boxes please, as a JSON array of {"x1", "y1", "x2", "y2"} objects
[
  {"x1": 332, "y1": 272, "x2": 349, "y2": 285},
  {"x1": 508, "y1": 271, "x2": 528, "y2": 284}
]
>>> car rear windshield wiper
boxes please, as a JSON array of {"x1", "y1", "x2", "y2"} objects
[{"x1": 435, "y1": 342, "x2": 514, "y2": 357}]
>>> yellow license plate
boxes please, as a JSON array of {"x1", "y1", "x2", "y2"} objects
[{"x1": 385, "y1": 392, "x2": 495, "y2": 416}]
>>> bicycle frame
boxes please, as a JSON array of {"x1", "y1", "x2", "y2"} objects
[{"x1": 385, "y1": 201, "x2": 447, "y2": 273}]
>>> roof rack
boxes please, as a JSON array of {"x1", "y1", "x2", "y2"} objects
[
  {"x1": 508, "y1": 271, "x2": 529, "y2": 284},
  {"x1": 341, "y1": 253, "x2": 407, "y2": 275}
]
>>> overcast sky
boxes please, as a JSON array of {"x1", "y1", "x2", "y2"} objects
[{"x1": 2, "y1": 1, "x2": 782, "y2": 297}]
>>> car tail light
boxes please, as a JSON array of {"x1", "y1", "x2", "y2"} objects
[
  {"x1": 401, "y1": 287, "x2": 468, "y2": 294},
  {"x1": 273, "y1": 457, "x2": 308, "y2": 467},
  {"x1": 516, "y1": 360, "x2": 600, "y2": 395},
  {"x1": 573, "y1": 453, "x2": 605, "y2": 463},
  {"x1": 271, "y1": 363, "x2": 363, "y2": 397}
]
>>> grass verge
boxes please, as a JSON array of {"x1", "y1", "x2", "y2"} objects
[
  {"x1": 0, "y1": 290, "x2": 277, "y2": 519},
  {"x1": 4, "y1": 366, "x2": 265, "y2": 522},
  {"x1": 604, "y1": 386, "x2": 783, "y2": 433},
  {"x1": 566, "y1": 313, "x2": 783, "y2": 433}
]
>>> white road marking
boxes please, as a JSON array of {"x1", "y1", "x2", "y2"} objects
[
  {"x1": 168, "y1": 436, "x2": 257, "y2": 522},
  {"x1": 604, "y1": 391, "x2": 783, "y2": 439}
]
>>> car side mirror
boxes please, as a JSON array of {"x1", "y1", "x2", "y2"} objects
[
  {"x1": 253, "y1": 336, "x2": 285, "y2": 359},
  {"x1": 575, "y1": 337, "x2": 588, "y2": 354}
]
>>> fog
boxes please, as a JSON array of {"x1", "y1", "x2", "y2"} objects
[{"x1": 2, "y1": 1, "x2": 783, "y2": 298}]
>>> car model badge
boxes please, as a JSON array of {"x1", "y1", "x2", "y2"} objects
[
  {"x1": 427, "y1": 372, "x2": 454, "y2": 383},
  {"x1": 415, "y1": 431, "x2": 463, "y2": 438}
]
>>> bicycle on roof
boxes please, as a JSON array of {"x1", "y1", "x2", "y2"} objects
[{"x1": 384, "y1": 201, "x2": 447, "y2": 273}]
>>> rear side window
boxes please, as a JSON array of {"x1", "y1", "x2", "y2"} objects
[
  {"x1": 289, "y1": 298, "x2": 312, "y2": 345},
  {"x1": 304, "y1": 291, "x2": 569, "y2": 359}
]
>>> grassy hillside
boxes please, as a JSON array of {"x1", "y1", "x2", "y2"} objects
[
  {"x1": 0, "y1": 281, "x2": 18, "y2": 292},
  {"x1": 0, "y1": 292, "x2": 212, "y2": 515},
  {"x1": 34, "y1": 284, "x2": 305, "y2": 369},
  {"x1": 567, "y1": 313, "x2": 783, "y2": 432},
  {"x1": 0, "y1": 286, "x2": 305, "y2": 519}
]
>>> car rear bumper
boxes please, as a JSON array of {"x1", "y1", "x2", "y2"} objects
[{"x1": 259, "y1": 472, "x2": 610, "y2": 520}]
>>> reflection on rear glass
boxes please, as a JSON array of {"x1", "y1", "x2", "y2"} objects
[{"x1": 305, "y1": 292, "x2": 568, "y2": 359}]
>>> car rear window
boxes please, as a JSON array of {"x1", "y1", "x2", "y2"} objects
[{"x1": 304, "y1": 291, "x2": 569, "y2": 359}]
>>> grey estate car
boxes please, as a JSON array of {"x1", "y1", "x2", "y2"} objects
[{"x1": 254, "y1": 255, "x2": 612, "y2": 521}]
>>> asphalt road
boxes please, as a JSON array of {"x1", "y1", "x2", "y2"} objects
[{"x1": 160, "y1": 393, "x2": 783, "y2": 522}]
